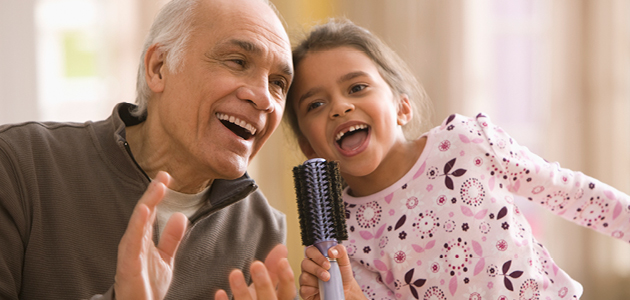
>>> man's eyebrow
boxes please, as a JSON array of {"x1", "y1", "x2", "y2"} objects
[
  {"x1": 226, "y1": 39, "x2": 260, "y2": 54},
  {"x1": 280, "y1": 63, "x2": 293, "y2": 78},
  {"x1": 225, "y1": 39, "x2": 293, "y2": 77}
]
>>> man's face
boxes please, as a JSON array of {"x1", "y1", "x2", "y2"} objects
[{"x1": 150, "y1": 0, "x2": 293, "y2": 180}]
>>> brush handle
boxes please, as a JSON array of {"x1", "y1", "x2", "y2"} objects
[
  {"x1": 319, "y1": 259, "x2": 345, "y2": 300},
  {"x1": 315, "y1": 241, "x2": 345, "y2": 300}
]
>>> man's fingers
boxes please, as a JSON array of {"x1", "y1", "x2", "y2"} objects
[
  {"x1": 229, "y1": 269, "x2": 253, "y2": 300},
  {"x1": 116, "y1": 202, "x2": 151, "y2": 283},
  {"x1": 157, "y1": 212, "x2": 188, "y2": 264},
  {"x1": 264, "y1": 244, "x2": 288, "y2": 286},
  {"x1": 274, "y1": 258, "x2": 296, "y2": 300},
  {"x1": 141, "y1": 171, "x2": 171, "y2": 209},
  {"x1": 119, "y1": 173, "x2": 168, "y2": 254},
  {"x1": 215, "y1": 289, "x2": 229, "y2": 300},
  {"x1": 250, "y1": 261, "x2": 277, "y2": 299}
]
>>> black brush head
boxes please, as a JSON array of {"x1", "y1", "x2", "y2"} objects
[{"x1": 293, "y1": 159, "x2": 348, "y2": 246}]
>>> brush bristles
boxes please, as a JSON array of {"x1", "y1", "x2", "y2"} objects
[{"x1": 293, "y1": 159, "x2": 348, "y2": 246}]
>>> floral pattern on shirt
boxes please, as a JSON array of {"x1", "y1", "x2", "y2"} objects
[{"x1": 343, "y1": 113, "x2": 630, "y2": 300}]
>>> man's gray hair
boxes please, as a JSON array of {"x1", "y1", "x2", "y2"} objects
[
  {"x1": 132, "y1": 0, "x2": 200, "y2": 118},
  {"x1": 132, "y1": 0, "x2": 278, "y2": 118}
]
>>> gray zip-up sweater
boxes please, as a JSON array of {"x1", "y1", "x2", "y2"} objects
[{"x1": 0, "y1": 103, "x2": 286, "y2": 299}]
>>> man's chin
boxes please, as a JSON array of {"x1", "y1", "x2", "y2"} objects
[{"x1": 211, "y1": 157, "x2": 250, "y2": 181}]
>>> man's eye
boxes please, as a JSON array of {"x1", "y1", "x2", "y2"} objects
[
  {"x1": 349, "y1": 84, "x2": 366, "y2": 94},
  {"x1": 270, "y1": 78, "x2": 287, "y2": 91},
  {"x1": 228, "y1": 59, "x2": 246, "y2": 68}
]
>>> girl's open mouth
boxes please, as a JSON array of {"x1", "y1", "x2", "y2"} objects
[{"x1": 335, "y1": 124, "x2": 370, "y2": 152}]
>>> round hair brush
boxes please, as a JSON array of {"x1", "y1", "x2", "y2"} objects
[{"x1": 293, "y1": 158, "x2": 347, "y2": 300}]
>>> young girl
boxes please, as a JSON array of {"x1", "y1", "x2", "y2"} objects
[{"x1": 285, "y1": 19, "x2": 630, "y2": 300}]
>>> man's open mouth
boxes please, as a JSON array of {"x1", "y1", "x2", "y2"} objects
[
  {"x1": 335, "y1": 124, "x2": 369, "y2": 151},
  {"x1": 216, "y1": 113, "x2": 257, "y2": 140}
]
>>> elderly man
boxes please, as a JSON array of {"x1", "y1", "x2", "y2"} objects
[{"x1": 0, "y1": 0, "x2": 295, "y2": 299}]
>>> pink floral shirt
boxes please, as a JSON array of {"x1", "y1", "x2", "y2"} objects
[{"x1": 342, "y1": 113, "x2": 630, "y2": 300}]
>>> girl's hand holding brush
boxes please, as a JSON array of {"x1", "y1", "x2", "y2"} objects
[{"x1": 299, "y1": 244, "x2": 365, "y2": 300}]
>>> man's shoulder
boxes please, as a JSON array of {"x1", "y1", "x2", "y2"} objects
[
  {"x1": 239, "y1": 189, "x2": 286, "y2": 218},
  {"x1": 0, "y1": 117, "x2": 117, "y2": 167},
  {"x1": 0, "y1": 120, "x2": 92, "y2": 140}
]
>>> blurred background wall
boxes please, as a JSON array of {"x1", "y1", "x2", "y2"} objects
[{"x1": 1, "y1": 0, "x2": 629, "y2": 298}]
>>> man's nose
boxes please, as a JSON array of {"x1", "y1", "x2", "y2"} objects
[{"x1": 237, "y1": 80, "x2": 274, "y2": 113}]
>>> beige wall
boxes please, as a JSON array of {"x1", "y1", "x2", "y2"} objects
[{"x1": 0, "y1": 0, "x2": 39, "y2": 123}]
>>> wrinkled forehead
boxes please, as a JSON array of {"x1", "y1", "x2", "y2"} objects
[
  {"x1": 195, "y1": 0, "x2": 291, "y2": 59},
  {"x1": 198, "y1": 0, "x2": 288, "y2": 42}
]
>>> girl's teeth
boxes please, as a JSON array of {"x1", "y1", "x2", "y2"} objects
[{"x1": 336, "y1": 124, "x2": 367, "y2": 141}]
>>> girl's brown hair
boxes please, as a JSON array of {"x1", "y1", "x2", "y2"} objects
[{"x1": 284, "y1": 18, "x2": 432, "y2": 141}]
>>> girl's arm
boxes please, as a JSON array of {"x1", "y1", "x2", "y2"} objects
[{"x1": 476, "y1": 114, "x2": 630, "y2": 241}]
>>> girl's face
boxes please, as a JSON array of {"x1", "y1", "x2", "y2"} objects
[{"x1": 291, "y1": 46, "x2": 413, "y2": 185}]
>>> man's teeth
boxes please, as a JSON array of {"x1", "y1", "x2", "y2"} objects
[
  {"x1": 335, "y1": 124, "x2": 367, "y2": 141},
  {"x1": 216, "y1": 113, "x2": 257, "y2": 135}
]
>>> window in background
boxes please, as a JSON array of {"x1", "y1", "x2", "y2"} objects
[
  {"x1": 491, "y1": 0, "x2": 549, "y2": 242},
  {"x1": 463, "y1": 0, "x2": 549, "y2": 242},
  {"x1": 35, "y1": 0, "x2": 112, "y2": 122}
]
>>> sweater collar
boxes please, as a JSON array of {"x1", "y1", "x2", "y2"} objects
[{"x1": 93, "y1": 102, "x2": 258, "y2": 210}]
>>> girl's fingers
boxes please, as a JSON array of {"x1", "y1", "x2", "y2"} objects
[
  {"x1": 330, "y1": 245, "x2": 355, "y2": 283},
  {"x1": 299, "y1": 269, "x2": 319, "y2": 286},
  {"x1": 299, "y1": 284, "x2": 321, "y2": 300},
  {"x1": 304, "y1": 246, "x2": 331, "y2": 270},
  {"x1": 301, "y1": 257, "x2": 331, "y2": 282},
  {"x1": 332, "y1": 244, "x2": 351, "y2": 266},
  {"x1": 298, "y1": 270, "x2": 321, "y2": 300}
]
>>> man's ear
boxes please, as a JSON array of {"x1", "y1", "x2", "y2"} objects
[
  {"x1": 298, "y1": 136, "x2": 318, "y2": 159},
  {"x1": 145, "y1": 44, "x2": 166, "y2": 93},
  {"x1": 396, "y1": 94, "x2": 413, "y2": 126}
]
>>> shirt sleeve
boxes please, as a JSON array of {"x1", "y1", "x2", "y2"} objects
[
  {"x1": 475, "y1": 113, "x2": 630, "y2": 242},
  {"x1": 0, "y1": 138, "x2": 117, "y2": 300},
  {"x1": 0, "y1": 139, "x2": 27, "y2": 299}
]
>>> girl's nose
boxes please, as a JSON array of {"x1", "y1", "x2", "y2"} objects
[{"x1": 330, "y1": 101, "x2": 354, "y2": 118}]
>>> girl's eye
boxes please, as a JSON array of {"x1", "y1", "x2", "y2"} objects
[
  {"x1": 307, "y1": 101, "x2": 323, "y2": 112},
  {"x1": 349, "y1": 84, "x2": 367, "y2": 94}
]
